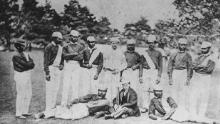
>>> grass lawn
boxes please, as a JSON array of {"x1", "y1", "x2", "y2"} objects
[{"x1": 0, "y1": 46, "x2": 219, "y2": 124}]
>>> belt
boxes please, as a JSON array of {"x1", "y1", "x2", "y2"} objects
[
  {"x1": 66, "y1": 60, "x2": 79, "y2": 64},
  {"x1": 103, "y1": 67, "x2": 115, "y2": 72}
]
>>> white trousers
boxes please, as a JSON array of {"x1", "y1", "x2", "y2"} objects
[
  {"x1": 141, "y1": 69, "x2": 158, "y2": 108},
  {"x1": 171, "y1": 70, "x2": 190, "y2": 111},
  {"x1": 101, "y1": 70, "x2": 120, "y2": 103},
  {"x1": 122, "y1": 69, "x2": 139, "y2": 91},
  {"x1": 61, "y1": 61, "x2": 80, "y2": 106},
  {"x1": 190, "y1": 73, "x2": 211, "y2": 117},
  {"x1": 14, "y1": 70, "x2": 32, "y2": 116},
  {"x1": 45, "y1": 66, "x2": 62, "y2": 110}
]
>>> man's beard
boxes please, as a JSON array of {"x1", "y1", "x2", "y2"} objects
[
  {"x1": 201, "y1": 50, "x2": 209, "y2": 54},
  {"x1": 179, "y1": 47, "x2": 186, "y2": 52},
  {"x1": 127, "y1": 47, "x2": 135, "y2": 52}
]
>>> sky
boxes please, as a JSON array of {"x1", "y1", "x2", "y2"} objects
[{"x1": 18, "y1": 0, "x2": 179, "y2": 31}]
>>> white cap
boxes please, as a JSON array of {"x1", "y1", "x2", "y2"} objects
[
  {"x1": 70, "y1": 30, "x2": 80, "y2": 37},
  {"x1": 110, "y1": 37, "x2": 120, "y2": 43},
  {"x1": 153, "y1": 85, "x2": 163, "y2": 91},
  {"x1": 201, "y1": 42, "x2": 212, "y2": 48},
  {"x1": 178, "y1": 38, "x2": 187, "y2": 44},
  {"x1": 148, "y1": 35, "x2": 156, "y2": 43},
  {"x1": 52, "y1": 32, "x2": 63, "y2": 39},
  {"x1": 120, "y1": 78, "x2": 131, "y2": 85},
  {"x1": 87, "y1": 36, "x2": 96, "y2": 42},
  {"x1": 127, "y1": 39, "x2": 136, "y2": 44}
]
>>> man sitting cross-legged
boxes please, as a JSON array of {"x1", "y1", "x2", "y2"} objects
[
  {"x1": 148, "y1": 85, "x2": 178, "y2": 120},
  {"x1": 104, "y1": 79, "x2": 140, "y2": 120}
]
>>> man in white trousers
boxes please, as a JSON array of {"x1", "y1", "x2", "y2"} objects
[
  {"x1": 82, "y1": 36, "x2": 103, "y2": 94},
  {"x1": 190, "y1": 41, "x2": 216, "y2": 120},
  {"x1": 101, "y1": 37, "x2": 127, "y2": 104},
  {"x1": 60, "y1": 30, "x2": 87, "y2": 106},
  {"x1": 167, "y1": 38, "x2": 193, "y2": 113},
  {"x1": 13, "y1": 40, "x2": 35, "y2": 118},
  {"x1": 44, "y1": 32, "x2": 63, "y2": 110},
  {"x1": 141, "y1": 35, "x2": 163, "y2": 111}
]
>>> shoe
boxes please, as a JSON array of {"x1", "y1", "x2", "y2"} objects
[
  {"x1": 95, "y1": 111, "x2": 106, "y2": 118},
  {"x1": 105, "y1": 115, "x2": 113, "y2": 120},
  {"x1": 140, "y1": 108, "x2": 148, "y2": 113},
  {"x1": 22, "y1": 113, "x2": 32, "y2": 116},
  {"x1": 121, "y1": 114, "x2": 128, "y2": 119},
  {"x1": 16, "y1": 115, "x2": 26, "y2": 119},
  {"x1": 34, "y1": 113, "x2": 44, "y2": 119}
]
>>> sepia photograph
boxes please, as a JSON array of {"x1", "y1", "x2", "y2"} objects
[{"x1": 0, "y1": 0, "x2": 220, "y2": 124}]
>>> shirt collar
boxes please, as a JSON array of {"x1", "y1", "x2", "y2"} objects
[{"x1": 51, "y1": 41, "x2": 56, "y2": 46}]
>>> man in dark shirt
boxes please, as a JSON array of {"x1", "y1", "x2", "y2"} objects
[
  {"x1": 12, "y1": 40, "x2": 35, "y2": 118},
  {"x1": 167, "y1": 38, "x2": 193, "y2": 113},
  {"x1": 121, "y1": 39, "x2": 143, "y2": 108},
  {"x1": 44, "y1": 32, "x2": 63, "y2": 110},
  {"x1": 80, "y1": 36, "x2": 103, "y2": 95},
  {"x1": 190, "y1": 41, "x2": 216, "y2": 119},
  {"x1": 61, "y1": 30, "x2": 87, "y2": 106},
  {"x1": 140, "y1": 35, "x2": 163, "y2": 111}
]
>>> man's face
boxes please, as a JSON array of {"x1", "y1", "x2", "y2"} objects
[
  {"x1": 154, "y1": 90, "x2": 163, "y2": 98},
  {"x1": 111, "y1": 42, "x2": 118, "y2": 50},
  {"x1": 148, "y1": 42, "x2": 155, "y2": 49},
  {"x1": 98, "y1": 89, "x2": 107, "y2": 99},
  {"x1": 16, "y1": 44, "x2": 26, "y2": 53},
  {"x1": 122, "y1": 83, "x2": 130, "y2": 91},
  {"x1": 54, "y1": 37, "x2": 62, "y2": 44},
  {"x1": 88, "y1": 41, "x2": 96, "y2": 48},
  {"x1": 178, "y1": 43, "x2": 187, "y2": 51},
  {"x1": 201, "y1": 47, "x2": 210, "y2": 54},
  {"x1": 70, "y1": 35, "x2": 79, "y2": 43},
  {"x1": 127, "y1": 44, "x2": 135, "y2": 51}
]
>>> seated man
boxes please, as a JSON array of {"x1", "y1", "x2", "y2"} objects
[
  {"x1": 148, "y1": 85, "x2": 178, "y2": 120},
  {"x1": 104, "y1": 80, "x2": 140, "y2": 120},
  {"x1": 34, "y1": 88, "x2": 110, "y2": 120}
]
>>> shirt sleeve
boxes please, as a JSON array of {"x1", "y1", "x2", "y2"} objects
[
  {"x1": 44, "y1": 46, "x2": 51, "y2": 75},
  {"x1": 96, "y1": 52, "x2": 104, "y2": 75},
  {"x1": 158, "y1": 51, "x2": 163, "y2": 77},
  {"x1": 194, "y1": 59, "x2": 216, "y2": 74},
  {"x1": 186, "y1": 53, "x2": 193, "y2": 80},
  {"x1": 167, "y1": 53, "x2": 175, "y2": 79}
]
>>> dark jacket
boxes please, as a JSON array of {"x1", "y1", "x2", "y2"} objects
[
  {"x1": 114, "y1": 87, "x2": 140, "y2": 116},
  {"x1": 12, "y1": 53, "x2": 35, "y2": 72}
]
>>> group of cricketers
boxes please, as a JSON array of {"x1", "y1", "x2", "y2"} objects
[{"x1": 12, "y1": 29, "x2": 218, "y2": 122}]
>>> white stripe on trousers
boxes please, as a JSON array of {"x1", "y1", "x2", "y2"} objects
[
  {"x1": 61, "y1": 61, "x2": 80, "y2": 106},
  {"x1": 14, "y1": 70, "x2": 32, "y2": 116},
  {"x1": 45, "y1": 66, "x2": 61, "y2": 110}
]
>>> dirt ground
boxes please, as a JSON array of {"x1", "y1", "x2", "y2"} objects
[{"x1": 0, "y1": 47, "x2": 219, "y2": 124}]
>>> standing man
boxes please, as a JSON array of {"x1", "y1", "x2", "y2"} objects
[
  {"x1": 141, "y1": 35, "x2": 163, "y2": 110},
  {"x1": 82, "y1": 36, "x2": 103, "y2": 94},
  {"x1": 44, "y1": 32, "x2": 63, "y2": 111},
  {"x1": 101, "y1": 37, "x2": 127, "y2": 103},
  {"x1": 13, "y1": 40, "x2": 35, "y2": 118},
  {"x1": 61, "y1": 30, "x2": 86, "y2": 106},
  {"x1": 167, "y1": 38, "x2": 193, "y2": 111},
  {"x1": 121, "y1": 39, "x2": 143, "y2": 108},
  {"x1": 190, "y1": 42, "x2": 216, "y2": 119}
]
